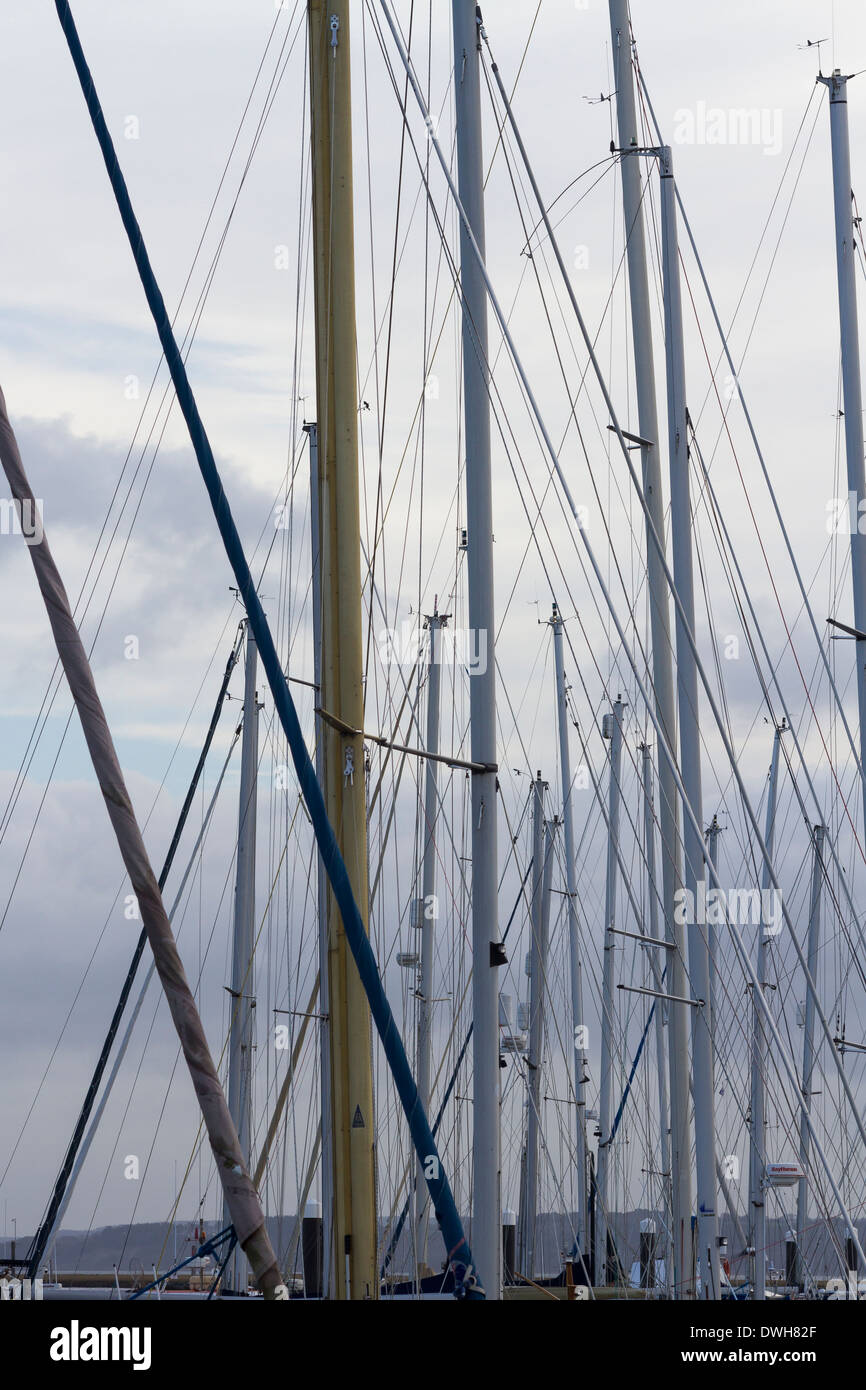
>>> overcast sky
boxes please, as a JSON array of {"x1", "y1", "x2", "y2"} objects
[{"x1": 2, "y1": 0, "x2": 866, "y2": 1254}]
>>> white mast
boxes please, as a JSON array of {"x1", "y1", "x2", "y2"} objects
[
  {"x1": 518, "y1": 773, "x2": 543, "y2": 1273},
  {"x1": 748, "y1": 724, "x2": 783, "y2": 1300},
  {"x1": 704, "y1": 812, "x2": 747, "y2": 1265},
  {"x1": 451, "y1": 0, "x2": 502, "y2": 1298},
  {"x1": 659, "y1": 144, "x2": 721, "y2": 1300},
  {"x1": 415, "y1": 605, "x2": 448, "y2": 1271},
  {"x1": 607, "y1": 0, "x2": 693, "y2": 1296},
  {"x1": 520, "y1": 778, "x2": 552, "y2": 1278},
  {"x1": 597, "y1": 697, "x2": 624, "y2": 1285},
  {"x1": 551, "y1": 605, "x2": 589, "y2": 1270},
  {"x1": 639, "y1": 741, "x2": 673, "y2": 1291},
  {"x1": 705, "y1": 815, "x2": 721, "y2": 1038},
  {"x1": 224, "y1": 625, "x2": 259, "y2": 1293},
  {"x1": 821, "y1": 68, "x2": 866, "y2": 833},
  {"x1": 796, "y1": 823, "x2": 825, "y2": 1290}
]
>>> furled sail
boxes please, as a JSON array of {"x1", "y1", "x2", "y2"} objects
[{"x1": 0, "y1": 386, "x2": 285, "y2": 1300}]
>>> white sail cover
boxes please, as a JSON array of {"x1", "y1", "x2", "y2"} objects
[{"x1": 0, "y1": 385, "x2": 283, "y2": 1298}]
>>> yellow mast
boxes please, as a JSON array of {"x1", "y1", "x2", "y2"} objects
[{"x1": 307, "y1": 0, "x2": 377, "y2": 1300}]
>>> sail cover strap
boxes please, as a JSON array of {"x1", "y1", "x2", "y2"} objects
[
  {"x1": 0, "y1": 389, "x2": 283, "y2": 1297},
  {"x1": 53, "y1": 0, "x2": 481, "y2": 1298}
]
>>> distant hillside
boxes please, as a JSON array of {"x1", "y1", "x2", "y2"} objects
[{"x1": 8, "y1": 1209, "x2": 864, "y2": 1282}]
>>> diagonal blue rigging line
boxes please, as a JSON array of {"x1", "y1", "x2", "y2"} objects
[
  {"x1": 609, "y1": 1002, "x2": 654, "y2": 1148},
  {"x1": 55, "y1": 0, "x2": 482, "y2": 1299},
  {"x1": 608, "y1": 962, "x2": 668, "y2": 1148}
]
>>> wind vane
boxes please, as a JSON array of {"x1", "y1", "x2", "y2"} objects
[{"x1": 798, "y1": 36, "x2": 828, "y2": 73}]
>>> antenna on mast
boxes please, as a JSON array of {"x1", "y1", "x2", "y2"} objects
[{"x1": 798, "y1": 36, "x2": 829, "y2": 75}]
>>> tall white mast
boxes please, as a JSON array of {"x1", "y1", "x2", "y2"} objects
[
  {"x1": 796, "y1": 823, "x2": 825, "y2": 1290},
  {"x1": 551, "y1": 606, "x2": 589, "y2": 1270},
  {"x1": 607, "y1": 0, "x2": 693, "y2": 1296},
  {"x1": 821, "y1": 69, "x2": 866, "y2": 833},
  {"x1": 520, "y1": 778, "x2": 552, "y2": 1277},
  {"x1": 224, "y1": 625, "x2": 259, "y2": 1293},
  {"x1": 597, "y1": 697, "x2": 624, "y2": 1285},
  {"x1": 748, "y1": 724, "x2": 783, "y2": 1300},
  {"x1": 659, "y1": 144, "x2": 721, "y2": 1300},
  {"x1": 704, "y1": 812, "x2": 747, "y2": 1265},
  {"x1": 639, "y1": 741, "x2": 672, "y2": 1291},
  {"x1": 705, "y1": 815, "x2": 721, "y2": 1038},
  {"x1": 415, "y1": 606, "x2": 448, "y2": 1270},
  {"x1": 451, "y1": 0, "x2": 502, "y2": 1298}
]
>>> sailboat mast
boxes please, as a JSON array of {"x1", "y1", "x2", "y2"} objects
[
  {"x1": 597, "y1": 697, "x2": 624, "y2": 1285},
  {"x1": 224, "y1": 626, "x2": 259, "y2": 1292},
  {"x1": 704, "y1": 813, "x2": 748, "y2": 1267},
  {"x1": 639, "y1": 741, "x2": 673, "y2": 1291},
  {"x1": 308, "y1": 0, "x2": 377, "y2": 1300},
  {"x1": 607, "y1": 0, "x2": 693, "y2": 1297},
  {"x1": 659, "y1": 144, "x2": 721, "y2": 1300},
  {"x1": 796, "y1": 823, "x2": 825, "y2": 1290},
  {"x1": 520, "y1": 775, "x2": 550, "y2": 1278},
  {"x1": 551, "y1": 606, "x2": 589, "y2": 1267},
  {"x1": 705, "y1": 815, "x2": 721, "y2": 1037},
  {"x1": 749, "y1": 725, "x2": 783, "y2": 1299},
  {"x1": 451, "y1": 0, "x2": 502, "y2": 1299},
  {"x1": 415, "y1": 606, "x2": 448, "y2": 1271},
  {"x1": 821, "y1": 69, "x2": 866, "y2": 833},
  {"x1": 305, "y1": 420, "x2": 333, "y2": 1298}
]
